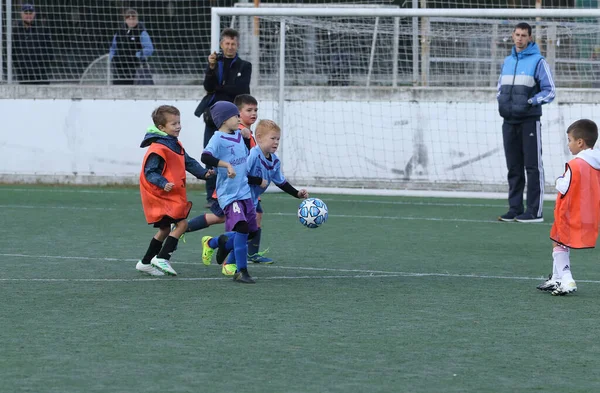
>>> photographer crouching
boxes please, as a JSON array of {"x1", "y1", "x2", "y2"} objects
[{"x1": 195, "y1": 28, "x2": 252, "y2": 207}]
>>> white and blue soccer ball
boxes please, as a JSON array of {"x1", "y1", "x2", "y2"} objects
[{"x1": 298, "y1": 198, "x2": 328, "y2": 228}]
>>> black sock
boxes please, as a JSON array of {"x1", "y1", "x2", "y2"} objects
[
  {"x1": 157, "y1": 236, "x2": 179, "y2": 260},
  {"x1": 141, "y1": 238, "x2": 163, "y2": 264}
]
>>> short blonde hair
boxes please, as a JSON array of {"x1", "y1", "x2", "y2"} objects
[
  {"x1": 255, "y1": 119, "x2": 281, "y2": 139},
  {"x1": 152, "y1": 105, "x2": 180, "y2": 127}
]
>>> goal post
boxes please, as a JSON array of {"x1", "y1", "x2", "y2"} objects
[{"x1": 210, "y1": 7, "x2": 600, "y2": 195}]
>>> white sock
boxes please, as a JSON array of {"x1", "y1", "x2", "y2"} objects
[
  {"x1": 551, "y1": 258, "x2": 559, "y2": 280},
  {"x1": 553, "y1": 246, "x2": 573, "y2": 282}
]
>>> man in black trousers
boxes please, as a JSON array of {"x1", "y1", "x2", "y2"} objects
[{"x1": 497, "y1": 22, "x2": 556, "y2": 223}]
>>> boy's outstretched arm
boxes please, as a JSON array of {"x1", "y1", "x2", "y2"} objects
[
  {"x1": 184, "y1": 152, "x2": 213, "y2": 180},
  {"x1": 276, "y1": 181, "x2": 308, "y2": 199}
]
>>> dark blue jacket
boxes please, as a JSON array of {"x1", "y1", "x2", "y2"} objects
[
  {"x1": 202, "y1": 55, "x2": 251, "y2": 105},
  {"x1": 13, "y1": 21, "x2": 53, "y2": 82},
  {"x1": 497, "y1": 42, "x2": 555, "y2": 124}
]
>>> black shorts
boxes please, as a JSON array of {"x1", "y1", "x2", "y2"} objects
[{"x1": 151, "y1": 215, "x2": 185, "y2": 228}]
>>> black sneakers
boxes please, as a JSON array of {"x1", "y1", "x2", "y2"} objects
[
  {"x1": 498, "y1": 211, "x2": 543, "y2": 223},
  {"x1": 233, "y1": 268, "x2": 255, "y2": 284},
  {"x1": 515, "y1": 212, "x2": 544, "y2": 223},
  {"x1": 498, "y1": 210, "x2": 522, "y2": 222}
]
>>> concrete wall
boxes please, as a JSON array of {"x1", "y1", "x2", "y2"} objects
[{"x1": 1, "y1": 86, "x2": 597, "y2": 191}]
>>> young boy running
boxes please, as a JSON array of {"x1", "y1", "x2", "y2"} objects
[
  {"x1": 137, "y1": 105, "x2": 213, "y2": 276},
  {"x1": 201, "y1": 101, "x2": 258, "y2": 284},
  {"x1": 185, "y1": 94, "x2": 257, "y2": 236},
  {"x1": 221, "y1": 119, "x2": 308, "y2": 275},
  {"x1": 184, "y1": 94, "x2": 274, "y2": 263},
  {"x1": 537, "y1": 119, "x2": 600, "y2": 295},
  {"x1": 233, "y1": 94, "x2": 274, "y2": 263}
]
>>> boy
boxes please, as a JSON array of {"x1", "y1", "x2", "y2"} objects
[
  {"x1": 185, "y1": 94, "x2": 256, "y2": 236},
  {"x1": 235, "y1": 93, "x2": 258, "y2": 148},
  {"x1": 200, "y1": 101, "x2": 258, "y2": 284},
  {"x1": 537, "y1": 119, "x2": 600, "y2": 295},
  {"x1": 137, "y1": 105, "x2": 213, "y2": 276},
  {"x1": 234, "y1": 94, "x2": 274, "y2": 263},
  {"x1": 184, "y1": 94, "x2": 274, "y2": 265},
  {"x1": 222, "y1": 120, "x2": 308, "y2": 275}
]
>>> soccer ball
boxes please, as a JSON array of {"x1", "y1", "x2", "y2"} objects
[{"x1": 298, "y1": 198, "x2": 328, "y2": 228}]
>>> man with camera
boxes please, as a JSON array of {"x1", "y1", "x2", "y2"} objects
[{"x1": 197, "y1": 28, "x2": 252, "y2": 207}]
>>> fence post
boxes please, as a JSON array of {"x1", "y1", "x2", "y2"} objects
[
  {"x1": 412, "y1": 0, "x2": 419, "y2": 86},
  {"x1": 7, "y1": 0, "x2": 12, "y2": 83},
  {"x1": 0, "y1": 0, "x2": 4, "y2": 83},
  {"x1": 278, "y1": 18, "x2": 286, "y2": 162},
  {"x1": 392, "y1": 17, "x2": 399, "y2": 87}
]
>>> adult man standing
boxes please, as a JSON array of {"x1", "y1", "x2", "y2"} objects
[
  {"x1": 196, "y1": 28, "x2": 252, "y2": 207},
  {"x1": 497, "y1": 22, "x2": 555, "y2": 223},
  {"x1": 12, "y1": 3, "x2": 54, "y2": 84},
  {"x1": 109, "y1": 8, "x2": 154, "y2": 85}
]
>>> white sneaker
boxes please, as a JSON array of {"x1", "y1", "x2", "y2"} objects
[
  {"x1": 551, "y1": 280, "x2": 577, "y2": 296},
  {"x1": 151, "y1": 256, "x2": 177, "y2": 276},
  {"x1": 536, "y1": 274, "x2": 558, "y2": 292},
  {"x1": 136, "y1": 261, "x2": 164, "y2": 276}
]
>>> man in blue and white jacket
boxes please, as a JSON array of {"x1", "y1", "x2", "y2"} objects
[{"x1": 497, "y1": 22, "x2": 555, "y2": 223}]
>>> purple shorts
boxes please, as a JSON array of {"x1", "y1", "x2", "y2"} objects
[{"x1": 223, "y1": 198, "x2": 258, "y2": 232}]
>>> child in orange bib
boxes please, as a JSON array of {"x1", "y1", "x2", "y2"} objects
[
  {"x1": 137, "y1": 105, "x2": 213, "y2": 276},
  {"x1": 537, "y1": 119, "x2": 600, "y2": 295}
]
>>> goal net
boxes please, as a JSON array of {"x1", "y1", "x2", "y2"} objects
[{"x1": 214, "y1": 6, "x2": 600, "y2": 192}]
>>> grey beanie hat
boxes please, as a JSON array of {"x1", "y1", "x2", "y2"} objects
[{"x1": 210, "y1": 101, "x2": 240, "y2": 129}]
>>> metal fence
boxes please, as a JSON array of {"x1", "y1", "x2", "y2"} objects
[{"x1": 2, "y1": 0, "x2": 599, "y2": 86}]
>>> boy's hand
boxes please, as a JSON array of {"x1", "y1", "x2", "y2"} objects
[
  {"x1": 164, "y1": 182, "x2": 175, "y2": 192},
  {"x1": 205, "y1": 169, "x2": 215, "y2": 179},
  {"x1": 208, "y1": 52, "x2": 217, "y2": 69},
  {"x1": 298, "y1": 189, "x2": 309, "y2": 199},
  {"x1": 240, "y1": 127, "x2": 252, "y2": 139},
  {"x1": 227, "y1": 165, "x2": 236, "y2": 178},
  {"x1": 260, "y1": 179, "x2": 268, "y2": 188}
]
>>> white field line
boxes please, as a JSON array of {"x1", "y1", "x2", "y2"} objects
[
  {"x1": 0, "y1": 187, "x2": 548, "y2": 212},
  {"x1": 271, "y1": 195, "x2": 507, "y2": 208},
  {"x1": 1, "y1": 188, "x2": 133, "y2": 194},
  {"x1": 0, "y1": 274, "x2": 402, "y2": 282},
  {"x1": 0, "y1": 204, "x2": 118, "y2": 210},
  {"x1": 0, "y1": 206, "x2": 539, "y2": 224},
  {"x1": 3, "y1": 252, "x2": 600, "y2": 284},
  {"x1": 1, "y1": 186, "x2": 560, "y2": 201},
  {"x1": 1, "y1": 187, "x2": 508, "y2": 207}
]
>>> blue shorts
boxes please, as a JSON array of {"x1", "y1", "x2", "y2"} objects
[
  {"x1": 256, "y1": 201, "x2": 263, "y2": 214},
  {"x1": 209, "y1": 200, "x2": 225, "y2": 218},
  {"x1": 223, "y1": 199, "x2": 258, "y2": 232}
]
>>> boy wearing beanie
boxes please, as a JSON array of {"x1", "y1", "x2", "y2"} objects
[{"x1": 201, "y1": 101, "x2": 258, "y2": 283}]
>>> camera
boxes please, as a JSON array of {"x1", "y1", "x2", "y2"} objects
[{"x1": 216, "y1": 51, "x2": 224, "y2": 61}]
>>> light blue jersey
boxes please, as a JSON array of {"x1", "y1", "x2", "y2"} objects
[
  {"x1": 247, "y1": 146, "x2": 286, "y2": 206},
  {"x1": 203, "y1": 130, "x2": 252, "y2": 209}
]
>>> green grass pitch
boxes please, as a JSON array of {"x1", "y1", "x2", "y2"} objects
[{"x1": 2, "y1": 185, "x2": 600, "y2": 393}]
